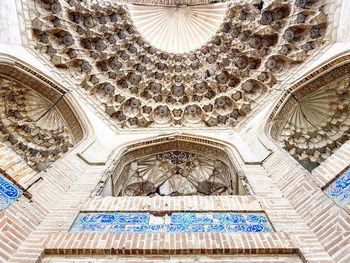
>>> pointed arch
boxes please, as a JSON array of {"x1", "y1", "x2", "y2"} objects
[
  {"x1": 0, "y1": 54, "x2": 88, "y2": 172},
  {"x1": 98, "y1": 133, "x2": 252, "y2": 197},
  {"x1": 268, "y1": 55, "x2": 350, "y2": 171}
]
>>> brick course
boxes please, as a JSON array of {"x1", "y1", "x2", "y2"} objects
[{"x1": 263, "y1": 142, "x2": 350, "y2": 263}]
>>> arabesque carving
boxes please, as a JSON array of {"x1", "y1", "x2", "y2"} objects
[{"x1": 118, "y1": 151, "x2": 234, "y2": 196}]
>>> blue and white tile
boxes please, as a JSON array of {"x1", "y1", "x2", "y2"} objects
[
  {"x1": 71, "y1": 212, "x2": 273, "y2": 234},
  {"x1": 325, "y1": 169, "x2": 350, "y2": 207},
  {"x1": 206, "y1": 224, "x2": 226, "y2": 233},
  {"x1": 0, "y1": 175, "x2": 21, "y2": 211}
]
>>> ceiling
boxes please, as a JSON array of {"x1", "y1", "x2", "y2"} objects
[{"x1": 31, "y1": 0, "x2": 328, "y2": 129}]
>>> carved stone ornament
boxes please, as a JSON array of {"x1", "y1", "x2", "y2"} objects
[
  {"x1": 0, "y1": 62, "x2": 84, "y2": 171},
  {"x1": 270, "y1": 59, "x2": 350, "y2": 170},
  {"x1": 128, "y1": 3, "x2": 227, "y2": 53},
  {"x1": 31, "y1": 0, "x2": 327, "y2": 128},
  {"x1": 119, "y1": 151, "x2": 234, "y2": 196},
  {"x1": 105, "y1": 135, "x2": 250, "y2": 196}
]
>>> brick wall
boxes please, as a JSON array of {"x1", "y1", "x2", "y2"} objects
[
  {"x1": 26, "y1": 160, "x2": 332, "y2": 262},
  {"x1": 263, "y1": 141, "x2": 350, "y2": 263},
  {"x1": 6, "y1": 156, "x2": 98, "y2": 263},
  {"x1": 41, "y1": 254, "x2": 304, "y2": 263},
  {"x1": 0, "y1": 144, "x2": 336, "y2": 262},
  {"x1": 0, "y1": 142, "x2": 43, "y2": 262},
  {"x1": 0, "y1": 142, "x2": 37, "y2": 188},
  {"x1": 0, "y1": 140, "x2": 100, "y2": 263}
]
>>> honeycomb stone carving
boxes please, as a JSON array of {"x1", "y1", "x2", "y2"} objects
[
  {"x1": 271, "y1": 62, "x2": 350, "y2": 170},
  {"x1": 101, "y1": 135, "x2": 251, "y2": 197},
  {"x1": 0, "y1": 63, "x2": 84, "y2": 171},
  {"x1": 31, "y1": 0, "x2": 327, "y2": 128},
  {"x1": 119, "y1": 151, "x2": 234, "y2": 196}
]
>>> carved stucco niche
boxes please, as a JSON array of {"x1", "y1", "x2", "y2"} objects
[
  {"x1": 0, "y1": 59, "x2": 84, "y2": 171},
  {"x1": 269, "y1": 56, "x2": 350, "y2": 171},
  {"x1": 99, "y1": 135, "x2": 251, "y2": 197},
  {"x1": 30, "y1": 0, "x2": 328, "y2": 128}
]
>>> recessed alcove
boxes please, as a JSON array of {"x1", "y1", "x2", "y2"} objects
[
  {"x1": 0, "y1": 59, "x2": 85, "y2": 172},
  {"x1": 269, "y1": 57, "x2": 350, "y2": 171},
  {"x1": 1, "y1": 0, "x2": 349, "y2": 261},
  {"x1": 30, "y1": 0, "x2": 327, "y2": 129},
  {"x1": 100, "y1": 135, "x2": 250, "y2": 197}
]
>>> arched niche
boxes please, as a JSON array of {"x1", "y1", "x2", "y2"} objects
[
  {"x1": 0, "y1": 56, "x2": 85, "y2": 171},
  {"x1": 269, "y1": 55, "x2": 350, "y2": 171},
  {"x1": 100, "y1": 134, "x2": 251, "y2": 197}
]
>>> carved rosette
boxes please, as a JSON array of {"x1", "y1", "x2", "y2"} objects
[
  {"x1": 128, "y1": 3, "x2": 227, "y2": 54},
  {"x1": 31, "y1": 0, "x2": 327, "y2": 128}
]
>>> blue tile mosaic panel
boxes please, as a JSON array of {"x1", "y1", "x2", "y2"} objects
[
  {"x1": 325, "y1": 168, "x2": 350, "y2": 208},
  {"x1": 0, "y1": 175, "x2": 22, "y2": 211},
  {"x1": 70, "y1": 212, "x2": 273, "y2": 233}
]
